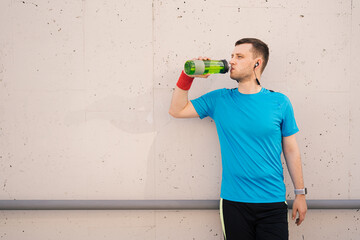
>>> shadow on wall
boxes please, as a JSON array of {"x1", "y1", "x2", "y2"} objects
[
  {"x1": 63, "y1": 89, "x2": 221, "y2": 199},
  {"x1": 63, "y1": 92, "x2": 157, "y2": 198}
]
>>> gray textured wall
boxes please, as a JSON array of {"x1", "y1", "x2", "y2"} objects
[{"x1": 1, "y1": 0, "x2": 359, "y2": 239}]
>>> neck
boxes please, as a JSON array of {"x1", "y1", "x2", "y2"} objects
[{"x1": 237, "y1": 78, "x2": 262, "y2": 94}]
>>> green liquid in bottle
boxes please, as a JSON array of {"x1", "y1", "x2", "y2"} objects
[{"x1": 184, "y1": 60, "x2": 229, "y2": 75}]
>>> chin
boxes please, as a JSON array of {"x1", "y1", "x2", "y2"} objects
[{"x1": 230, "y1": 75, "x2": 240, "y2": 83}]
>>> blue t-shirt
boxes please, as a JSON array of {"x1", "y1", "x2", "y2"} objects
[{"x1": 191, "y1": 88, "x2": 299, "y2": 203}]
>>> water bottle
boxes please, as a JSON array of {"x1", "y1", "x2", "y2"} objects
[{"x1": 184, "y1": 59, "x2": 229, "y2": 75}]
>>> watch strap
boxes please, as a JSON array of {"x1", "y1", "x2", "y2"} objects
[{"x1": 294, "y1": 188, "x2": 307, "y2": 195}]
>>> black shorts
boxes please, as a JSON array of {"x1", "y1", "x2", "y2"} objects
[{"x1": 220, "y1": 199, "x2": 289, "y2": 240}]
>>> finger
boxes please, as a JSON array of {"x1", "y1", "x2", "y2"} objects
[
  {"x1": 295, "y1": 212, "x2": 306, "y2": 226},
  {"x1": 299, "y1": 212, "x2": 306, "y2": 224},
  {"x1": 199, "y1": 56, "x2": 212, "y2": 61},
  {"x1": 203, "y1": 74, "x2": 211, "y2": 78},
  {"x1": 193, "y1": 74, "x2": 210, "y2": 78},
  {"x1": 292, "y1": 208, "x2": 297, "y2": 220}
]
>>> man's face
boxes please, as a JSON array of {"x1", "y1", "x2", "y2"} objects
[{"x1": 229, "y1": 44, "x2": 256, "y2": 82}]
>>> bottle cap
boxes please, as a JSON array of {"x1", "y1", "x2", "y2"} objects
[{"x1": 220, "y1": 60, "x2": 229, "y2": 73}]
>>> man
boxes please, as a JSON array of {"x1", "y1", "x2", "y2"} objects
[{"x1": 169, "y1": 38, "x2": 307, "y2": 240}]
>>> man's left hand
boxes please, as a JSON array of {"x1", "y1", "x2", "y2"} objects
[{"x1": 292, "y1": 195, "x2": 307, "y2": 226}]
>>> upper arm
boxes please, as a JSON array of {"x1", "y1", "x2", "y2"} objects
[
  {"x1": 170, "y1": 88, "x2": 221, "y2": 119},
  {"x1": 170, "y1": 101, "x2": 199, "y2": 118},
  {"x1": 176, "y1": 101, "x2": 199, "y2": 118}
]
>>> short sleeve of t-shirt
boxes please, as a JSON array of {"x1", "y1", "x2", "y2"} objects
[
  {"x1": 190, "y1": 89, "x2": 224, "y2": 119},
  {"x1": 281, "y1": 95, "x2": 299, "y2": 137}
]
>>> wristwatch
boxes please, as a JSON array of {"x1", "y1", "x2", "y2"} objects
[{"x1": 294, "y1": 188, "x2": 307, "y2": 195}]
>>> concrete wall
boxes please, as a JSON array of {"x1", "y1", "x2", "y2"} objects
[{"x1": 0, "y1": 0, "x2": 359, "y2": 239}]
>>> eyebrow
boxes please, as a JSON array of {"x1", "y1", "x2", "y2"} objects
[{"x1": 231, "y1": 53, "x2": 244, "y2": 57}]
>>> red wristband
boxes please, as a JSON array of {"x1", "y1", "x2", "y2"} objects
[{"x1": 176, "y1": 71, "x2": 194, "y2": 90}]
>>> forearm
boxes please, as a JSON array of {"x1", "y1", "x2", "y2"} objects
[
  {"x1": 285, "y1": 145, "x2": 308, "y2": 226},
  {"x1": 169, "y1": 71, "x2": 199, "y2": 118},
  {"x1": 284, "y1": 150, "x2": 305, "y2": 190},
  {"x1": 169, "y1": 58, "x2": 210, "y2": 118},
  {"x1": 169, "y1": 86, "x2": 190, "y2": 117}
]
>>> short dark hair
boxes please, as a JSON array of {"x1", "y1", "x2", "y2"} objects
[{"x1": 235, "y1": 38, "x2": 269, "y2": 73}]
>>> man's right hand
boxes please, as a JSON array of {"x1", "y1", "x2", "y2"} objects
[{"x1": 185, "y1": 56, "x2": 212, "y2": 78}]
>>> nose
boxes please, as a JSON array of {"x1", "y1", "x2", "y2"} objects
[{"x1": 229, "y1": 57, "x2": 235, "y2": 65}]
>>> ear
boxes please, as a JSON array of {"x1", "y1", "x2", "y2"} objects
[{"x1": 254, "y1": 58, "x2": 262, "y2": 69}]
